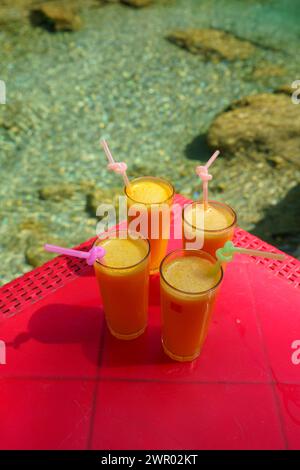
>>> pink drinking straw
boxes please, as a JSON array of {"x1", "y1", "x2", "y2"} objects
[
  {"x1": 195, "y1": 150, "x2": 220, "y2": 210},
  {"x1": 100, "y1": 139, "x2": 130, "y2": 188},
  {"x1": 44, "y1": 244, "x2": 106, "y2": 266}
]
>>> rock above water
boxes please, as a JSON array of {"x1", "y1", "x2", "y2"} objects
[
  {"x1": 274, "y1": 84, "x2": 294, "y2": 96},
  {"x1": 120, "y1": 0, "x2": 153, "y2": 6},
  {"x1": 103, "y1": 0, "x2": 153, "y2": 5},
  {"x1": 86, "y1": 187, "x2": 120, "y2": 218},
  {"x1": 31, "y1": 2, "x2": 82, "y2": 32},
  {"x1": 207, "y1": 93, "x2": 300, "y2": 166},
  {"x1": 167, "y1": 29, "x2": 256, "y2": 61}
]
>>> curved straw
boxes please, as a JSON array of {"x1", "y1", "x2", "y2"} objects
[
  {"x1": 216, "y1": 241, "x2": 285, "y2": 263},
  {"x1": 44, "y1": 244, "x2": 105, "y2": 266},
  {"x1": 211, "y1": 240, "x2": 285, "y2": 275},
  {"x1": 195, "y1": 150, "x2": 220, "y2": 210},
  {"x1": 100, "y1": 139, "x2": 130, "y2": 188}
]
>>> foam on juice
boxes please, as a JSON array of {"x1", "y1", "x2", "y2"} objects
[
  {"x1": 99, "y1": 237, "x2": 148, "y2": 268},
  {"x1": 186, "y1": 203, "x2": 234, "y2": 231},
  {"x1": 126, "y1": 179, "x2": 171, "y2": 204},
  {"x1": 162, "y1": 255, "x2": 221, "y2": 294}
]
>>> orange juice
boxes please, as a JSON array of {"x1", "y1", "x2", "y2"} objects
[
  {"x1": 94, "y1": 232, "x2": 150, "y2": 340},
  {"x1": 183, "y1": 201, "x2": 236, "y2": 258},
  {"x1": 160, "y1": 249, "x2": 223, "y2": 362},
  {"x1": 125, "y1": 177, "x2": 174, "y2": 273}
]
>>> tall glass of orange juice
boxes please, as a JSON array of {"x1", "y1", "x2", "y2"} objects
[
  {"x1": 182, "y1": 200, "x2": 236, "y2": 257},
  {"x1": 94, "y1": 230, "x2": 150, "y2": 340},
  {"x1": 160, "y1": 249, "x2": 223, "y2": 362},
  {"x1": 125, "y1": 176, "x2": 174, "y2": 274}
]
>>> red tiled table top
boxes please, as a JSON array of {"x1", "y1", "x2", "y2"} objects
[{"x1": 0, "y1": 194, "x2": 300, "y2": 450}]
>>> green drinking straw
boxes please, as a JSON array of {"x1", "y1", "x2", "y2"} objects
[{"x1": 211, "y1": 240, "x2": 285, "y2": 275}]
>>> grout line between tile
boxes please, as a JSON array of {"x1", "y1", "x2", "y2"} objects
[
  {"x1": 86, "y1": 316, "x2": 107, "y2": 450},
  {"x1": 0, "y1": 376, "x2": 99, "y2": 382},
  {"x1": 97, "y1": 376, "x2": 274, "y2": 386},
  {"x1": 1, "y1": 374, "x2": 299, "y2": 386},
  {"x1": 2, "y1": 375, "x2": 300, "y2": 386}
]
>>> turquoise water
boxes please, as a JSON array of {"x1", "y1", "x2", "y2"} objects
[{"x1": 0, "y1": 0, "x2": 299, "y2": 285}]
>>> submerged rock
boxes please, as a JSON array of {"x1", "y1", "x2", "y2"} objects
[
  {"x1": 167, "y1": 29, "x2": 256, "y2": 62},
  {"x1": 25, "y1": 238, "x2": 64, "y2": 268},
  {"x1": 18, "y1": 217, "x2": 63, "y2": 267},
  {"x1": 39, "y1": 183, "x2": 77, "y2": 201},
  {"x1": 250, "y1": 63, "x2": 287, "y2": 86},
  {"x1": 207, "y1": 93, "x2": 300, "y2": 167},
  {"x1": 31, "y1": 2, "x2": 82, "y2": 32},
  {"x1": 252, "y1": 63, "x2": 286, "y2": 80}
]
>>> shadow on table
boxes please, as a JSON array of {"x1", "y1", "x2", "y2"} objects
[
  {"x1": 8, "y1": 299, "x2": 172, "y2": 368},
  {"x1": 99, "y1": 275, "x2": 175, "y2": 368},
  {"x1": 101, "y1": 323, "x2": 179, "y2": 370},
  {"x1": 9, "y1": 303, "x2": 104, "y2": 367},
  {"x1": 252, "y1": 184, "x2": 300, "y2": 255},
  {"x1": 101, "y1": 322, "x2": 172, "y2": 368}
]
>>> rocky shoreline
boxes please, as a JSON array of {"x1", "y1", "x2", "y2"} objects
[{"x1": 0, "y1": 0, "x2": 299, "y2": 285}]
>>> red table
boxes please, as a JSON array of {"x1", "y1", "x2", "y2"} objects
[{"x1": 0, "y1": 194, "x2": 300, "y2": 450}]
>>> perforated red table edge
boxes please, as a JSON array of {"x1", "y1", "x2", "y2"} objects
[{"x1": 1, "y1": 194, "x2": 300, "y2": 321}]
